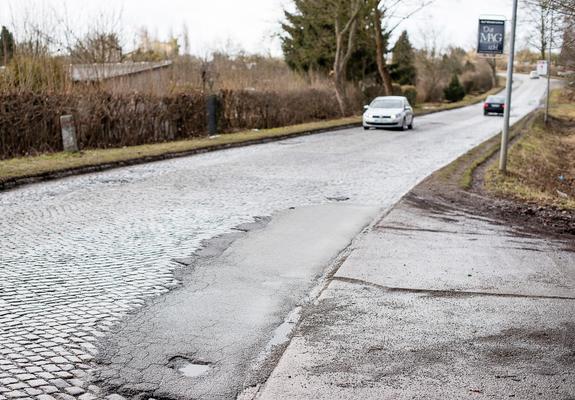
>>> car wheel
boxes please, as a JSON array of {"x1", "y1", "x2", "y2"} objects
[
  {"x1": 400, "y1": 118, "x2": 408, "y2": 131},
  {"x1": 484, "y1": 111, "x2": 488, "y2": 116},
  {"x1": 408, "y1": 119, "x2": 414, "y2": 130},
  {"x1": 363, "y1": 126, "x2": 369, "y2": 130}
]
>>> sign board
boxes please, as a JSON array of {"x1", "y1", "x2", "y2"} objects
[
  {"x1": 537, "y1": 60, "x2": 548, "y2": 76},
  {"x1": 478, "y1": 19, "x2": 505, "y2": 55}
]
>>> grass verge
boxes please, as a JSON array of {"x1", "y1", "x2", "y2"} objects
[
  {"x1": 484, "y1": 90, "x2": 575, "y2": 210},
  {"x1": 0, "y1": 84, "x2": 504, "y2": 189},
  {"x1": 0, "y1": 117, "x2": 361, "y2": 187},
  {"x1": 434, "y1": 112, "x2": 534, "y2": 191}
]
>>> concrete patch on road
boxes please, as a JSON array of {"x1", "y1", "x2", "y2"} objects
[
  {"x1": 93, "y1": 203, "x2": 377, "y2": 400},
  {"x1": 338, "y1": 203, "x2": 575, "y2": 299},
  {"x1": 255, "y1": 200, "x2": 575, "y2": 400},
  {"x1": 257, "y1": 280, "x2": 574, "y2": 400}
]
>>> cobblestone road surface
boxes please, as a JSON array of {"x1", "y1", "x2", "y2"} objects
[{"x1": 0, "y1": 77, "x2": 547, "y2": 399}]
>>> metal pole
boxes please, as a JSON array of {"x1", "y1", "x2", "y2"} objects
[
  {"x1": 499, "y1": 0, "x2": 519, "y2": 173},
  {"x1": 545, "y1": 9, "x2": 554, "y2": 124}
]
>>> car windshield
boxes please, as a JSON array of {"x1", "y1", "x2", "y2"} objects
[
  {"x1": 486, "y1": 96, "x2": 505, "y2": 104},
  {"x1": 370, "y1": 99, "x2": 404, "y2": 109}
]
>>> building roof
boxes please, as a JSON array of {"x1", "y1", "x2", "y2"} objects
[{"x1": 70, "y1": 60, "x2": 172, "y2": 82}]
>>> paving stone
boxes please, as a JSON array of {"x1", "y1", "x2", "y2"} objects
[
  {"x1": 49, "y1": 379, "x2": 70, "y2": 389},
  {"x1": 37, "y1": 372, "x2": 55, "y2": 380},
  {"x1": 70, "y1": 370, "x2": 86, "y2": 379},
  {"x1": 53, "y1": 372, "x2": 73, "y2": 379},
  {"x1": 12, "y1": 376, "x2": 33, "y2": 383},
  {"x1": 37, "y1": 395, "x2": 57, "y2": 400},
  {"x1": 54, "y1": 394, "x2": 76, "y2": 400},
  {"x1": 0, "y1": 380, "x2": 16, "y2": 386},
  {"x1": 68, "y1": 379, "x2": 85, "y2": 389},
  {"x1": 105, "y1": 395, "x2": 127, "y2": 400},
  {"x1": 42, "y1": 365, "x2": 60, "y2": 373},
  {"x1": 24, "y1": 379, "x2": 48, "y2": 388},
  {"x1": 78, "y1": 394, "x2": 97, "y2": 400},
  {"x1": 86, "y1": 386, "x2": 101, "y2": 394},
  {"x1": 23, "y1": 367, "x2": 41, "y2": 374},
  {"x1": 22, "y1": 388, "x2": 42, "y2": 396},
  {"x1": 5, "y1": 385, "x2": 27, "y2": 392},
  {"x1": 64, "y1": 386, "x2": 85, "y2": 396},
  {"x1": 38, "y1": 386, "x2": 58, "y2": 394},
  {"x1": 4, "y1": 391, "x2": 26, "y2": 399}
]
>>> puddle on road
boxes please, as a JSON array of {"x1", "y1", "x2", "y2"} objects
[
  {"x1": 179, "y1": 362, "x2": 211, "y2": 377},
  {"x1": 168, "y1": 356, "x2": 211, "y2": 378}
]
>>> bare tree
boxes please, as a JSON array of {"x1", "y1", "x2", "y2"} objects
[
  {"x1": 369, "y1": 0, "x2": 433, "y2": 95},
  {"x1": 523, "y1": 0, "x2": 563, "y2": 59},
  {"x1": 331, "y1": 0, "x2": 363, "y2": 116}
]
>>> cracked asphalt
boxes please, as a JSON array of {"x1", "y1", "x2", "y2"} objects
[{"x1": 0, "y1": 76, "x2": 549, "y2": 400}]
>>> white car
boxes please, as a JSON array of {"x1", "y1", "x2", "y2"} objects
[
  {"x1": 529, "y1": 71, "x2": 540, "y2": 79},
  {"x1": 363, "y1": 96, "x2": 414, "y2": 131}
]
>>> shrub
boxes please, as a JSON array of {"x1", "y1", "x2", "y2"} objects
[
  {"x1": 401, "y1": 85, "x2": 417, "y2": 106},
  {"x1": 444, "y1": 74, "x2": 466, "y2": 103},
  {"x1": 391, "y1": 83, "x2": 403, "y2": 96},
  {"x1": 461, "y1": 60, "x2": 494, "y2": 94},
  {"x1": 0, "y1": 88, "x2": 343, "y2": 159}
]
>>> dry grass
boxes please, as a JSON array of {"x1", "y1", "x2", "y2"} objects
[{"x1": 484, "y1": 90, "x2": 575, "y2": 210}]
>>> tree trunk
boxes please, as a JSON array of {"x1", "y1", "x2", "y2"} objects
[
  {"x1": 372, "y1": 2, "x2": 393, "y2": 95},
  {"x1": 487, "y1": 57, "x2": 498, "y2": 88},
  {"x1": 332, "y1": 0, "x2": 362, "y2": 116}
]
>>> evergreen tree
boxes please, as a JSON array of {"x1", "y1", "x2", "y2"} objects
[
  {"x1": 444, "y1": 74, "x2": 466, "y2": 102},
  {"x1": 390, "y1": 30, "x2": 416, "y2": 85},
  {"x1": 281, "y1": 0, "x2": 380, "y2": 82},
  {"x1": 0, "y1": 26, "x2": 15, "y2": 66}
]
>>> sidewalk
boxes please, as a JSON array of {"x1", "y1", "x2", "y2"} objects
[{"x1": 255, "y1": 194, "x2": 575, "y2": 400}]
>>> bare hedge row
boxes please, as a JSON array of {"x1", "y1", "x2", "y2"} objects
[{"x1": 0, "y1": 89, "x2": 342, "y2": 159}]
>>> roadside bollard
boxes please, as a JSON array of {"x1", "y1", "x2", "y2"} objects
[
  {"x1": 207, "y1": 95, "x2": 218, "y2": 136},
  {"x1": 60, "y1": 115, "x2": 79, "y2": 152}
]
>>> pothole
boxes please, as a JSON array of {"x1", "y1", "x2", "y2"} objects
[
  {"x1": 168, "y1": 356, "x2": 211, "y2": 378},
  {"x1": 326, "y1": 196, "x2": 350, "y2": 202}
]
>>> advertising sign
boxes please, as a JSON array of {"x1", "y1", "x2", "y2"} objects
[{"x1": 478, "y1": 19, "x2": 505, "y2": 55}]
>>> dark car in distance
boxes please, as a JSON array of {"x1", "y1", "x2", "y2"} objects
[{"x1": 484, "y1": 95, "x2": 506, "y2": 116}]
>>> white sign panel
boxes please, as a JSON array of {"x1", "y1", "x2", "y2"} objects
[{"x1": 537, "y1": 60, "x2": 548, "y2": 76}]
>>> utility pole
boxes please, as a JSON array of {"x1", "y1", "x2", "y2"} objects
[
  {"x1": 545, "y1": 9, "x2": 554, "y2": 124},
  {"x1": 499, "y1": 0, "x2": 519, "y2": 173}
]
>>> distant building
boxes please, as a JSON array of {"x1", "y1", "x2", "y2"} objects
[{"x1": 126, "y1": 30, "x2": 180, "y2": 61}]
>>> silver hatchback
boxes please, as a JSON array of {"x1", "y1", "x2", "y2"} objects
[{"x1": 363, "y1": 96, "x2": 414, "y2": 131}]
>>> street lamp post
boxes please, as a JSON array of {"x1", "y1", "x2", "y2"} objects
[{"x1": 499, "y1": 0, "x2": 519, "y2": 173}]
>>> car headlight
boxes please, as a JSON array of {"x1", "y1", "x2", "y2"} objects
[{"x1": 395, "y1": 113, "x2": 402, "y2": 118}]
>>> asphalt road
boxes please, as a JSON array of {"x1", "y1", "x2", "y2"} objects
[{"x1": 0, "y1": 75, "x2": 549, "y2": 399}]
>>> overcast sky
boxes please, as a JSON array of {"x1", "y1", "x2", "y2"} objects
[{"x1": 0, "y1": 0, "x2": 525, "y2": 56}]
